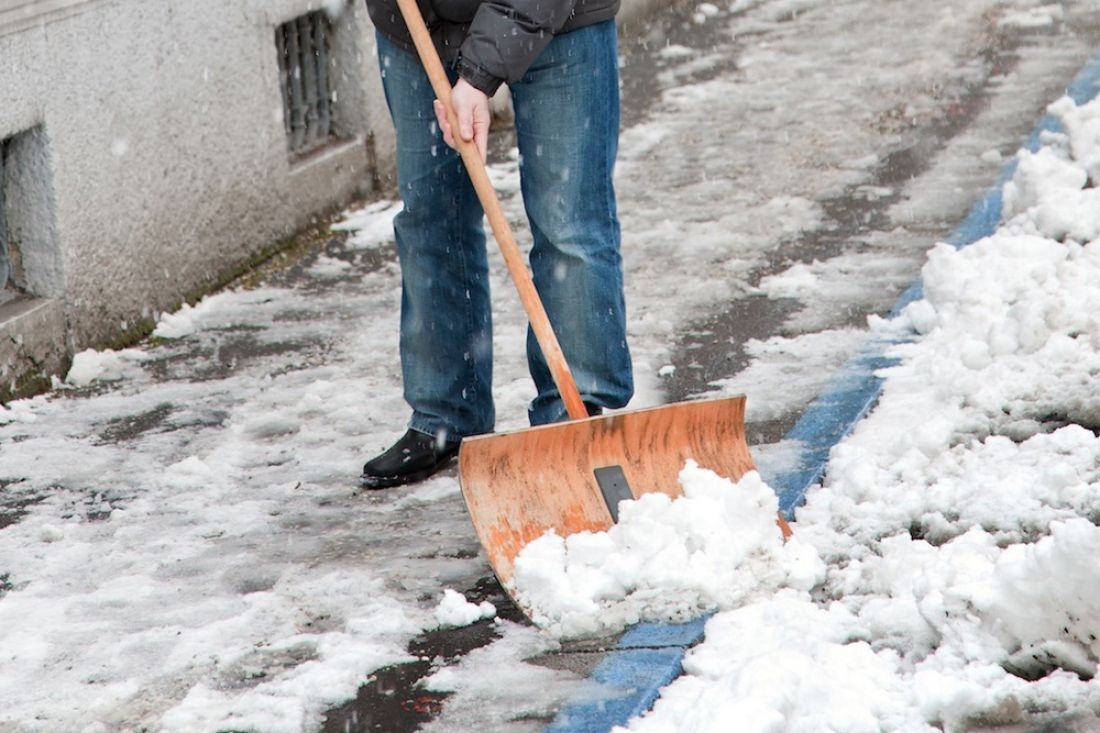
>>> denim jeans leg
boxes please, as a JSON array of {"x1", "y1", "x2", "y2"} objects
[
  {"x1": 376, "y1": 34, "x2": 495, "y2": 440},
  {"x1": 509, "y1": 21, "x2": 634, "y2": 425}
]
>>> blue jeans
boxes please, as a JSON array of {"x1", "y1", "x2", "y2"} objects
[{"x1": 376, "y1": 21, "x2": 633, "y2": 439}]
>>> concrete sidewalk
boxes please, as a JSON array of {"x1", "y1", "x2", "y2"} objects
[
  {"x1": 5, "y1": 2, "x2": 1100, "y2": 731},
  {"x1": 310, "y1": 4, "x2": 1100, "y2": 730}
]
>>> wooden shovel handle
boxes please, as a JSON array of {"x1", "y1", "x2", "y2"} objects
[{"x1": 394, "y1": 0, "x2": 589, "y2": 421}]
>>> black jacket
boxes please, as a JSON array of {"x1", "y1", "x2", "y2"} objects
[{"x1": 365, "y1": 0, "x2": 620, "y2": 95}]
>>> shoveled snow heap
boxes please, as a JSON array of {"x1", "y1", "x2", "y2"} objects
[
  {"x1": 514, "y1": 93, "x2": 1100, "y2": 731},
  {"x1": 510, "y1": 463, "x2": 825, "y2": 638}
]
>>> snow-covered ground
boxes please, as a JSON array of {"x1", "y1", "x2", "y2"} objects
[
  {"x1": 2, "y1": 1, "x2": 1100, "y2": 731},
  {"x1": 522, "y1": 92, "x2": 1100, "y2": 733}
]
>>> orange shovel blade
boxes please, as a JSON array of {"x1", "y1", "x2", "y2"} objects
[{"x1": 458, "y1": 395, "x2": 766, "y2": 588}]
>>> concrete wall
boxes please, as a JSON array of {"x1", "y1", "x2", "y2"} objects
[
  {"x1": 0, "y1": 0, "x2": 661, "y2": 401},
  {"x1": 0, "y1": 0, "x2": 393, "y2": 399}
]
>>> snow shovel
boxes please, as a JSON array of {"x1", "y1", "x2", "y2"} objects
[{"x1": 394, "y1": 0, "x2": 791, "y2": 591}]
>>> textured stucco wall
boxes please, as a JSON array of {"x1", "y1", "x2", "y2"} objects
[
  {"x1": 0, "y1": 0, "x2": 380, "y2": 356},
  {"x1": 0, "y1": 0, "x2": 666, "y2": 400}
]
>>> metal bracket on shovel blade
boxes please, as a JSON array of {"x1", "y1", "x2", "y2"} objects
[{"x1": 594, "y1": 465, "x2": 633, "y2": 523}]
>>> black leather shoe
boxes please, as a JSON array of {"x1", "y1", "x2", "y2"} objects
[{"x1": 360, "y1": 429, "x2": 461, "y2": 489}]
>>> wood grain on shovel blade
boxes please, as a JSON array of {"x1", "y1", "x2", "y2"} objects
[{"x1": 458, "y1": 395, "x2": 760, "y2": 588}]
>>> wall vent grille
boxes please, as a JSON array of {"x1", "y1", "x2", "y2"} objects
[{"x1": 276, "y1": 10, "x2": 337, "y2": 156}]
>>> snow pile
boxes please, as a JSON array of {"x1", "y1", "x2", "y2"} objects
[
  {"x1": 1002, "y1": 100, "x2": 1100, "y2": 244},
  {"x1": 150, "y1": 288, "x2": 297, "y2": 340},
  {"x1": 434, "y1": 589, "x2": 497, "y2": 629},
  {"x1": 64, "y1": 348, "x2": 150, "y2": 386},
  {"x1": 976, "y1": 519, "x2": 1100, "y2": 681},
  {"x1": 630, "y1": 93, "x2": 1100, "y2": 731},
  {"x1": 152, "y1": 300, "x2": 205, "y2": 339},
  {"x1": 511, "y1": 463, "x2": 825, "y2": 638},
  {"x1": 627, "y1": 592, "x2": 911, "y2": 732},
  {"x1": 512, "y1": 93, "x2": 1100, "y2": 731}
]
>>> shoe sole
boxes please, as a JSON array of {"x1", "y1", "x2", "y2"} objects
[{"x1": 358, "y1": 455, "x2": 457, "y2": 490}]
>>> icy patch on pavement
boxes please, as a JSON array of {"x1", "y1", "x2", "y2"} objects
[
  {"x1": 151, "y1": 288, "x2": 304, "y2": 340},
  {"x1": 0, "y1": 267, "x2": 459, "y2": 731},
  {"x1": 331, "y1": 199, "x2": 401, "y2": 251},
  {"x1": 306, "y1": 255, "x2": 354, "y2": 279},
  {"x1": 420, "y1": 622, "x2": 583, "y2": 731},
  {"x1": 758, "y1": 261, "x2": 818, "y2": 298},
  {"x1": 710, "y1": 327, "x2": 868, "y2": 421}
]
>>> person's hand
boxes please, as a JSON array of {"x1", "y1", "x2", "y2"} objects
[{"x1": 434, "y1": 79, "x2": 490, "y2": 162}]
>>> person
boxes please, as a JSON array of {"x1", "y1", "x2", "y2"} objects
[{"x1": 360, "y1": 0, "x2": 633, "y2": 488}]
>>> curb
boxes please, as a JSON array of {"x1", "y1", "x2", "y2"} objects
[{"x1": 545, "y1": 47, "x2": 1100, "y2": 733}]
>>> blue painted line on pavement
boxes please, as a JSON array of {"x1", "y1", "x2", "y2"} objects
[
  {"x1": 546, "y1": 48, "x2": 1100, "y2": 733},
  {"x1": 615, "y1": 617, "x2": 710, "y2": 649},
  {"x1": 543, "y1": 618, "x2": 711, "y2": 733},
  {"x1": 776, "y1": 47, "x2": 1100, "y2": 517},
  {"x1": 544, "y1": 648, "x2": 690, "y2": 733}
]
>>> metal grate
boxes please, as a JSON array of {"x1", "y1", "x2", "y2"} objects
[{"x1": 276, "y1": 10, "x2": 336, "y2": 155}]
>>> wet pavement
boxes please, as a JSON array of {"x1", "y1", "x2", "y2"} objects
[
  {"x1": 312, "y1": 3, "x2": 1100, "y2": 730},
  {"x1": 321, "y1": 578, "x2": 527, "y2": 733},
  {"x1": 656, "y1": 9, "x2": 1067, "y2": 440}
]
